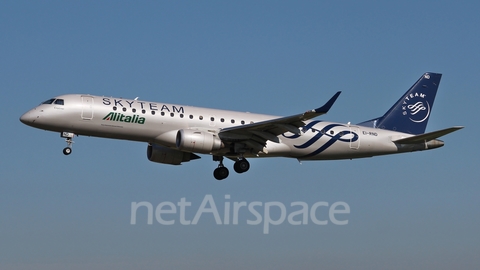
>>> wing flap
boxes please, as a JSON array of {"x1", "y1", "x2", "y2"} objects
[{"x1": 251, "y1": 131, "x2": 280, "y2": 143}]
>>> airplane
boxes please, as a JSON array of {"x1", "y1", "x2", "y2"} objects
[{"x1": 20, "y1": 72, "x2": 463, "y2": 180}]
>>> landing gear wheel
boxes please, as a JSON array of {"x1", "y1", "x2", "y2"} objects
[
  {"x1": 63, "y1": 147, "x2": 72, "y2": 155},
  {"x1": 213, "y1": 155, "x2": 229, "y2": 180},
  {"x1": 214, "y1": 166, "x2": 229, "y2": 180},
  {"x1": 234, "y1": 159, "x2": 250, "y2": 174}
]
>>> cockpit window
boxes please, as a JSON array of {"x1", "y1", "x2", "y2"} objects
[
  {"x1": 54, "y1": 99, "x2": 64, "y2": 105},
  {"x1": 42, "y1": 98, "x2": 55, "y2": 105}
]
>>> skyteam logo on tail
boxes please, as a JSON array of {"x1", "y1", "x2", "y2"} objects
[
  {"x1": 402, "y1": 92, "x2": 430, "y2": 123},
  {"x1": 103, "y1": 112, "x2": 146, "y2": 124}
]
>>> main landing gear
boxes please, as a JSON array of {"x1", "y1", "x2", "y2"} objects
[
  {"x1": 234, "y1": 159, "x2": 250, "y2": 174},
  {"x1": 213, "y1": 156, "x2": 250, "y2": 180},
  {"x1": 60, "y1": 132, "x2": 75, "y2": 156}
]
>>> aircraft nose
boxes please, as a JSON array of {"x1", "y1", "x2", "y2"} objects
[{"x1": 20, "y1": 110, "x2": 38, "y2": 125}]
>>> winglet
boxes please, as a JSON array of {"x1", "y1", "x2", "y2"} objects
[{"x1": 314, "y1": 91, "x2": 341, "y2": 114}]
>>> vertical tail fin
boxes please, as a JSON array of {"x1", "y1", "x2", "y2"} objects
[{"x1": 359, "y1": 72, "x2": 442, "y2": 135}]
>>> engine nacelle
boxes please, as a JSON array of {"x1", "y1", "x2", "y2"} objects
[
  {"x1": 176, "y1": 129, "x2": 223, "y2": 154},
  {"x1": 147, "y1": 144, "x2": 200, "y2": 165}
]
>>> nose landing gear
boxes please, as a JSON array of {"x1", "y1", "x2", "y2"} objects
[
  {"x1": 63, "y1": 146, "x2": 72, "y2": 155},
  {"x1": 60, "y1": 132, "x2": 75, "y2": 155}
]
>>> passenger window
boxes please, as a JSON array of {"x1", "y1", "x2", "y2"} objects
[
  {"x1": 132, "y1": 108, "x2": 136, "y2": 113},
  {"x1": 231, "y1": 119, "x2": 235, "y2": 124},
  {"x1": 189, "y1": 115, "x2": 193, "y2": 119},
  {"x1": 199, "y1": 116, "x2": 203, "y2": 120},
  {"x1": 122, "y1": 107, "x2": 127, "y2": 112},
  {"x1": 54, "y1": 99, "x2": 64, "y2": 105},
  {"x1": 151, "y1": 111, "x2": 156, "y2": 115},
  {"x1": 113, "y1": 106, "x2": 117, "y2": 111},
  {"x1": 220, "y1": 118, "x2": 225, "y2": 122},
  {"x1": 241, "y1": 120, "x2": 245, "y2": 125},
  {"x1": 210, "y1": 117, "x2": 215, "y2": 121}
]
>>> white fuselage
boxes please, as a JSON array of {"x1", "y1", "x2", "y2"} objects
[{"x1": 20, "y1": 94, "x2": 433, "y2": 161}]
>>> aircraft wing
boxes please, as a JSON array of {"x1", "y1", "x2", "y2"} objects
[{"x1": 218, "y1": 92, "x2": 341, "y2": 151}]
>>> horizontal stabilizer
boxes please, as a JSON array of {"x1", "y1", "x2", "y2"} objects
[{"x1": 393, "y1": 126, "x2": 464, "y2": 144}]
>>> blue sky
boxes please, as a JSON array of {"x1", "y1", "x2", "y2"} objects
[{"x1": 1, "y1": 1, "x2": 479, "y2": 269}]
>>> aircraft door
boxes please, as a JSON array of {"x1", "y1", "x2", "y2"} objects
[
  {"x1": 349, "y1": 126, "x2": 360, "y2": 149},
  {"x1": 81, "y1": 95, "x2": 94, "y2": 120}
]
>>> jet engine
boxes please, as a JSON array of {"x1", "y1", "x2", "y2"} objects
[
  {"x1": 176, "y1": 129, "x2": 223, "y2": 153},
  {"x1": 147, "y1": 144, "x2": 200, "y2": 165}
]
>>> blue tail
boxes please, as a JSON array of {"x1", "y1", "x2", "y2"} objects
[{"x1": 358, "y1": 72, "x2": 442, "y2": 135}]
